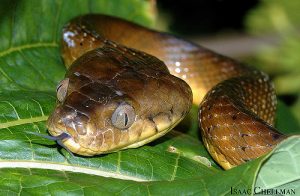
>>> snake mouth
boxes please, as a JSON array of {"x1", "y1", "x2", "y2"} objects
[
  {"x1": 45, "y1": 92, "x2": 190, "y2": 156},
  {"x1": 28, "y1": 131, "x2": 75, "y2": 156}
]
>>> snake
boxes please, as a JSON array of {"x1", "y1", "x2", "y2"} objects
[{"x1": 45, "y1": 14, "x2": 286, "y2": 170}]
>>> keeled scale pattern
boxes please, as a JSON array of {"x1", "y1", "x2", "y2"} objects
[{"x1": 58, "y1": 14, "x2": 286, "y2": 169}]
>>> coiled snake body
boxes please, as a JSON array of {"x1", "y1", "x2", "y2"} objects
[{"x1": 47, "y1": 14, "x2": 286, "y2": 170}]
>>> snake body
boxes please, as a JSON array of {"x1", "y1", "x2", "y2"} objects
[{"x1": 47, "y1": 14, "x2": 285, "y2": 170}]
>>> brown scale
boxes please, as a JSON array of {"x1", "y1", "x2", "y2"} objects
[
  {"x1": 199, "y1": 74, "x2": 285, "y2": 169},
  {"x1": 47, "y1": 14, "x2": 286, "y2": 169}
]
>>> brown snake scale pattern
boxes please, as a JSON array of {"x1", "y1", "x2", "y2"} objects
[{"x1": 47, "y1": 14, "x2": 286, "y2": 170}]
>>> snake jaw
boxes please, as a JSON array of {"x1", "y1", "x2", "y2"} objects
[
  {"x1": 27, "y1": 131, "x2": 75, "y2": 157},
  {"x1": 46, "y1": 105, "x2": 188, "y2": 156},
  {"x1": 47, "y1": 122, "x2": 94, "y2": 156},
  {"x1": 51, "y1": 132, "x2": 76, "y2": 157}
]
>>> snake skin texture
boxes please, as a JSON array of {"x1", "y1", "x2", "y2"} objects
[{"x1": 47, "y1": 14, "x2": 286, "y2": 169}]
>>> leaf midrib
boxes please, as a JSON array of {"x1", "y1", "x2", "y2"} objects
[
  {"x1": 0, "y1": 160, "x2": 147, "y2": 182},
  {"x1": 0, "y1": 116, "x2": 48, "y2": 129},
  {"x1": 0, "y1": 42, "x2": 58, "y2": 57}
]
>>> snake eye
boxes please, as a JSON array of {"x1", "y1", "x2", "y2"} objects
[
  {"x1": 56, "y1": 78, "x2": 69, "y2": 102},
  {"x1": 111, "y1": 103, "x2": 135, "y2": 129}
]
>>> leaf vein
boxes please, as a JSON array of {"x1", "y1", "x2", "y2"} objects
[
  {"x1": 116, "y1": 151, "x2": 121, "y2": 174},
  {"x1": 31, "y1": 98, "x2": 45, "y2": 116},
  {"x1": 18, "y1": 50, "x2": 47, "y2": 80},
  {"x1": 0, "y1": 42, "x2": 58, "y2": 58},
  {"x1": 170, "y1": 153, "x2": 181, "y2": 181},
  {"x1": 0, "y1": 116, "x2": 48, "y2": 129},
  {"x1": 0, "y1": 161, "x2": 146, "y2": 182},
  {"x1": 0, "y1": 101, "x2": 20, "y2": 119}
]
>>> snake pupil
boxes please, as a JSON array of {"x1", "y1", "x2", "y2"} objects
[
  {"x1": 111, "y1": 103, "x2": 135, "y2": 129},
  {"x1": 124, "y1": 113, "x2": 128, "y2": 126}
]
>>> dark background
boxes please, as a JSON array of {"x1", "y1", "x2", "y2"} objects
[{"x1": 158, "y1": 0, "x2": 259, "y2": 35}]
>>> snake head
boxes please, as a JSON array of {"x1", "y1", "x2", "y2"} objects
[{"x1": 47, "y1": 45, "x2": 192, "y2": 156}]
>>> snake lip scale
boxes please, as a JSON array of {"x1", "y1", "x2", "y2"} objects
[{"x1": 46, "y1": 14, "x2": 286, "y2": 170}]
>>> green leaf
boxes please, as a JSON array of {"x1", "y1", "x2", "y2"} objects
[
  {"x1": 1, "y1": 137, "x2": 299, "y2": 195},
  {"x1": 255, "y1": 136, "x2": 300, "y2": 195},
  {"x1": 275, "y1": 101, "x2": 300, "y2": 134},
  {"x1": 0, "y1": 0, "x2": 299, "y2": 195},
  {"x1": 246, "y1": 0, "x2": 300, "y2": 35},
  {"x1": 245, "y1": 0, "x2": 300, "y2": 95}
]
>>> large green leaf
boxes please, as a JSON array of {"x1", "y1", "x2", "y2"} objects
[
  {"x1": 255, "y1": 136, "x2": 300, "y2": 195},
  {"x1": 1, "y1": 137, "x2": 298, "y2": 195},
  {"x1": 0, "y1": 0, "x2": 299, "y2": 195}
]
